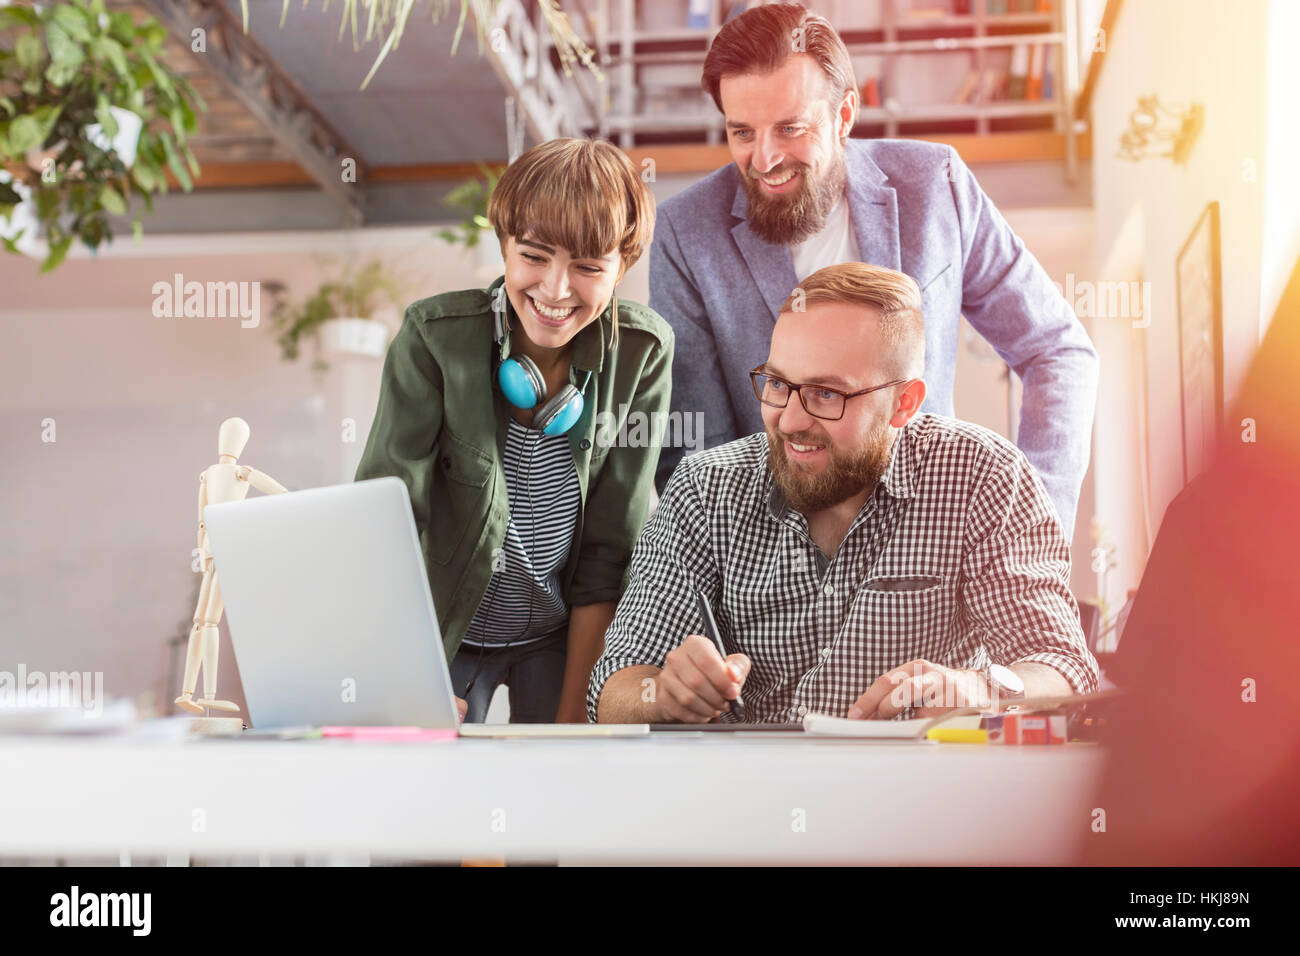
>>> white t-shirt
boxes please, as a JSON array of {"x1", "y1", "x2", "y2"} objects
[{"x1": 789, "y1": 192, "x2": 860, "y2": 283}]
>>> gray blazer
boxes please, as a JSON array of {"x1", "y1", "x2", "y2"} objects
[{"x1": 650, "y1": 137, "x2": 1098, "y2": 539}]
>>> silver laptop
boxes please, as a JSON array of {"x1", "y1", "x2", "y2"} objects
[{"x1": 202, "y1": 476, "x2": 460, "y2": 730}]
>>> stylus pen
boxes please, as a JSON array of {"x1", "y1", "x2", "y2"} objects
[{"x1": 696, "y1": 589, "x2": 746, "y2": 721}]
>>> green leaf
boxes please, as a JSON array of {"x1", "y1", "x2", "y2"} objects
[
  {"x1": 94, "y1": 94, "x2": 117, "y2": 138},
  {"x1": 140, "y1": 51, "x2": 175, "y2": 103},
  {"x1": 0, "y1": 97, "x2": 15, "y2": 119},
  {"x1": 35, "y1": 188, "x2": 60, "y2": 220},
  {"x1": 45, "y1": 21, "x2": 86, "y2": 70},
  {"x1": 181, "y1": 140, "x2": 200, "y2": 177},
  {"x1": 140, "y1": 22, "x2": 168, "y2": 51},
  {"x1": 107, "y1": 12, "x2": 135, "y2": 45},
  {"x1": 15, "y1": 33, "x2": 45, "y2": 73},
  {"x1": 176, "y1": 76, "x2": 207, "y2": 115},
  {"x1": 51, "y1": 4, "x2": 94, "y2": 44},
  {"x1": 22, "y1": 78, "x2": 42, "y2": 96},
  {"x1": 41, "y1": 235, "x2": 73, "y2": 273},
  {"x1": 91, "y1": 35, "x2": 128, "y2": 77},
  {"x1": 131, "y1": 160, "x2": 160, "y2": 193},
  {"x1": 0, "y1": 6, "x2": 41, "y2": 29},
  {"x1": 133, "y1": 218, "x2": 143, "y2": 242},
  {"x1": 44, "y1": 60, "x2": 80, "y2": 88},
  {"x1": 7, "y1": 115, "x2": 41, "y2": 154},
  {"x1": 157, "y1": 131, "x2": 191, "y2": 190},
  {"x1": 169, "y1": 105, "x2": 186, "y2": 145},
  {"x1": 100, "y1": 185, "x2": 126, "y2": 216},
  {"x1": 177, "y1": 99, "x2": 198, "y2": 134},
  {"x1": 31, "y1": 105, "x2": 64, "y2": 146},
  {"x1": 2, "y1": 231, "x2": 27, "y2": 254}
]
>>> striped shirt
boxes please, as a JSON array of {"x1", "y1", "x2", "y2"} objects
[
  {"x1": 462, "y1": 417, "x2": 581, "y2": 647},
  {"x1": 588, "y1": 413, "x2": 1099, "y2": 722}
]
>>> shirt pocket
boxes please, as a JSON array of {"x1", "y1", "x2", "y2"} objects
[
  {"x1": 428, "y1": 430, "x2": 493, "y2": 566},
  {"x1": 851, "y1": 574, "x2": 956, "y2": 669}
]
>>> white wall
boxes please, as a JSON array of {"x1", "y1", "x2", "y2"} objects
[
  {"x1": 0, "y1": 228, "x2": 482, "y2": 713},
  {"x1": 1088, "y1": 0, "x2": 1280, "y2": 610},
  {"x1": 1261, "y1": 0, "x2": 1300, "y2": 337}
]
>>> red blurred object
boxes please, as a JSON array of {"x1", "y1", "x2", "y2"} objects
[{"x1": 1084, "y1": 256, "x2": 1300, "y2": 865}]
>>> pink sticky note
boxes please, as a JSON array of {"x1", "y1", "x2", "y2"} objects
[{"x1": 320, "y1": 726, "x2": 458, "y2": 741}]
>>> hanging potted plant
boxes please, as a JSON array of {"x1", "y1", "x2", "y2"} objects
[
  {"x1": 269, "y1": 259, "x2": 405, "y2": 373},
  {"x1": 0, "y1": 0, "x2": 205, "y2": 271}
]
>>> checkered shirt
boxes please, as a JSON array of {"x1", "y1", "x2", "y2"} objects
[{"x1": 587, "y1": 413, "x2": 1099, "y2": 722}]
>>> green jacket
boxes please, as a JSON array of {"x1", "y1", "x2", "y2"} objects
[{"x1": 355, "y1": 276, "x2": 674, "y2": 662}]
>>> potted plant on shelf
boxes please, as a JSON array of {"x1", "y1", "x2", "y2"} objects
[
  {"x1": 269, "y1": 259, "x2": 405, "y2": 374},
  {"x1": 0, "y1": 0, "x2": 205, "y2": 271},
  {"x1": 437, "y1": 162, "x2": 504, "y2": 280}
]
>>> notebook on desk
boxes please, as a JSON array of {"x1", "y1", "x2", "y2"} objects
[{"x1": 649, "y1": 722, "x2": 805, "y2": 732}]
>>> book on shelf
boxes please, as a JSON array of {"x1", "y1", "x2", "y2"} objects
[
  {"x1": 979, "y1": 66, "x2": 1006, "y2": 102},
  {"x1": 953, "y1": 69, "x2": 980, "y2": 105},
  {"x1": 861, "y1": 76, "x2": 881, "y2": 108},
  {"x1": 1007, "y1": 42, "x2": 1030, "y2": 99},
  {"x1": 1027, "y1": 42, "x2": 1046, "y2": 100}
]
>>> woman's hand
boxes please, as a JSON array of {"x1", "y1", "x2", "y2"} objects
[{"x1": 455, "y1": 695, "x2": 468, "y2": 723}]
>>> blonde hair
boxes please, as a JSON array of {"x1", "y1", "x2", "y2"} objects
[
  {"x1": 487, "y1": 138, "x2": 656, "y2": 350},
  {"x1": 780, "y1": 262, "x2": 925, "y2": 378}
]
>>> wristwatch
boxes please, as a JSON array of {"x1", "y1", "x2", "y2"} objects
[{"x1": 982, "y1": 663, "x2": 1026, "y2": 709}]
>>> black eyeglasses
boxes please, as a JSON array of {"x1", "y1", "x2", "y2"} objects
[{"x1": 749, "y1": 365, "x2": 908, "y2": 421}]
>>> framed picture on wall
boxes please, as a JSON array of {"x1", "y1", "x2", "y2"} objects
[{"x1": 1175, "y1": 201, "x2": 1223, "y2": 486}]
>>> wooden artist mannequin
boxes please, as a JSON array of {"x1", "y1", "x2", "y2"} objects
[{"x1": 175, "y1": 417, "x2": 288, "y2": 716}]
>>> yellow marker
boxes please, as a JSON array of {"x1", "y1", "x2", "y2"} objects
[{"x1": 926, "y1": 727, "x2": 988, "y2": 744}]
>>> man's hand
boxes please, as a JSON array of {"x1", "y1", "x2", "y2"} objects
[
  {"x1": 652, "y1": 635, "x2": 751, "y2": 723},
  {"x1": 848, "y1": 659, "x2": 991, "y2": 720},
  {"x1": 454, "y1": 696, "x2": 468, "y2": 723},
  {"x1": 554, "y1": 700, "x2": 589, "y2": 724}
]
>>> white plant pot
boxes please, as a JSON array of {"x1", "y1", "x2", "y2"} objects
[
  {"x1": 319, "y1": 317, "x2": 389, "y2": 358},
  {"x1": 85, "y1": 107, "x2": 144, "y2": 169}
]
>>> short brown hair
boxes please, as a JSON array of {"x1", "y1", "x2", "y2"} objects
[
  {"x1": 702, "y1": 2, "x2": 856, "y2": 115},
  {"x1": 486, "y1": 140, "x2": 650, "y2": 348},
  {"x1": 780, "y1": 263, "x2": 926, "y2": 378},
  {"x1": 487, "y1": 137, "x2": 655, "y2": 273}
]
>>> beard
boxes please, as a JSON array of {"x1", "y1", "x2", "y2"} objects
[
  {"x1": 741, "y1": 148, "x2": 848, "y2": 246},
  {"x1": 767, "y1": 414, "x2": 894, "y2": 515}
]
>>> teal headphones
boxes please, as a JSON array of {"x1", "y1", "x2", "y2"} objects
[{"x1": 492, "y1": 291, "x2": 593, "y2": 436}]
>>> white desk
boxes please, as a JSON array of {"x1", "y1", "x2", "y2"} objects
[{"x1": 0, "y1": 736, "x2": 1105, "y2": 864}]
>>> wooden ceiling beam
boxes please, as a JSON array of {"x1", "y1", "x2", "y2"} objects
[
  {"x1": 139, "y1": 0, "x2": 366, "y2": 223},
  {"x1": 172, "y1": 131, "x2": 1091, "y2": 190}
]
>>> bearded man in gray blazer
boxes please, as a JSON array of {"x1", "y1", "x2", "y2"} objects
[{"x1": 651, "y1": 2, "x2": 1098, "y2": 539}]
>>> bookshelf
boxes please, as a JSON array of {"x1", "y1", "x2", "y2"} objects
[{"x1": 563, "y1": 0, "x2": 1079, "y2": 180}]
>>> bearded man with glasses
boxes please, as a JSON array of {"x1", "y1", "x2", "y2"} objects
[{"x1": 589, "y1": 262, "x2": 1097, "y2": 725}]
